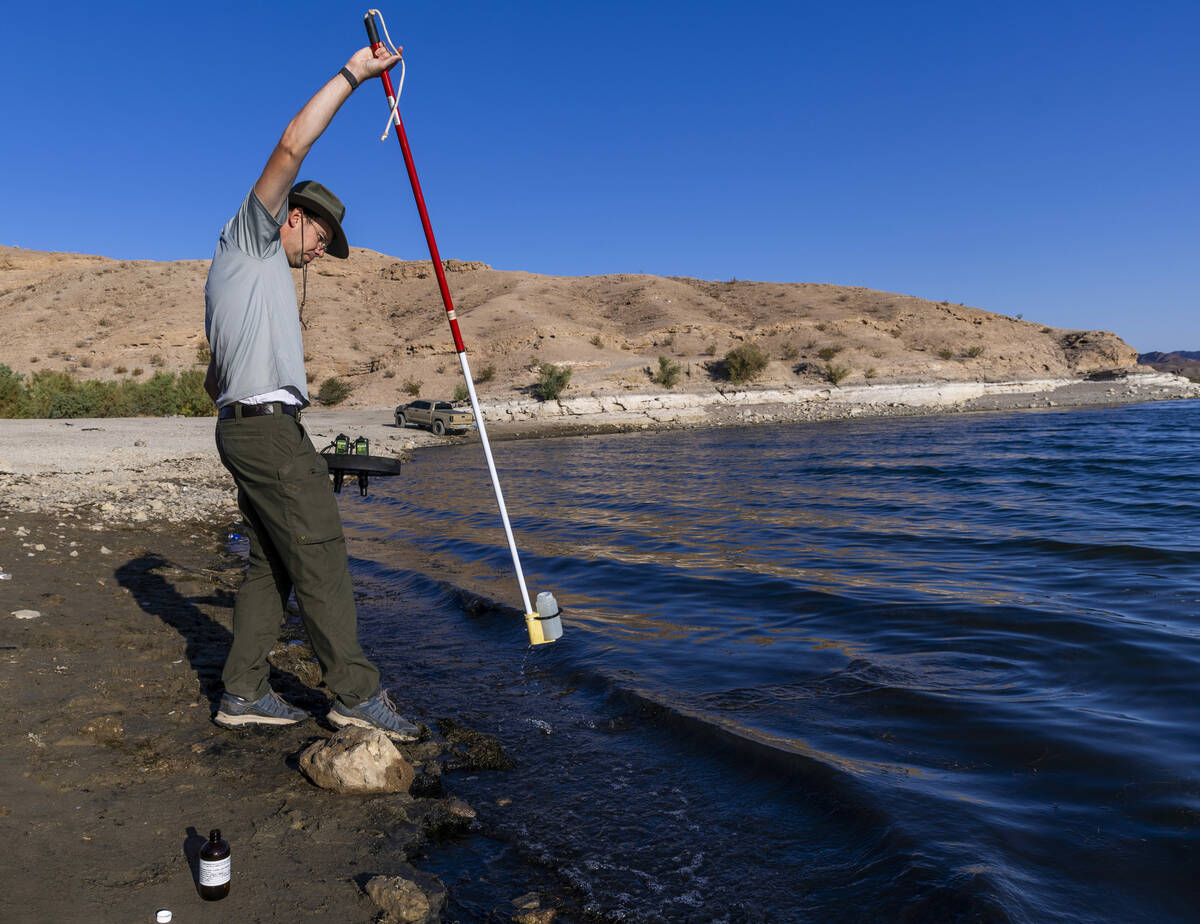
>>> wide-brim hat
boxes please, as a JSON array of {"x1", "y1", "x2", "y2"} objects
[{"x1": 288, "y1": 180, "x2": 349, "y2": 259}]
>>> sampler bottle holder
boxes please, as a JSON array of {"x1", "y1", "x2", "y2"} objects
[{"x1": 319, "y1": 433, "x2": 403, "y2": 496}]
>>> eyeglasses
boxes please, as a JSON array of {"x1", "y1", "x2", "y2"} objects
[{"x1": 304, "y1": 214, "x2": 329, "y2": 252}]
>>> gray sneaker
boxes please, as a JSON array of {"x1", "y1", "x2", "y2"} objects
[
  {"x1": 328, "y1": 689, "x2": 419, "y2": 741},
  {"x1": 214, "y1": 690, "x2": 307, "y2": 728}
]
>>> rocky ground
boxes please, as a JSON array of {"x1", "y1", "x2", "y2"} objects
[{"x1": 0, "y1": 510, "x2": 563, "y2": 923}]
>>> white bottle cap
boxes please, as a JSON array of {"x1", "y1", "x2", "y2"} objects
[{"x1": 156, "y1": 912, "x2": 173, "y2": 923}]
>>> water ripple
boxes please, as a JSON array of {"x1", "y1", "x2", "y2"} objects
[{"x1": 345, "y1": 401, "x2": 1200, "y2": 922}]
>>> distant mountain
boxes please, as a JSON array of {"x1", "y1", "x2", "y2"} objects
[
  {"x1": 1140, "y1": 350, "x2": 1200, "y2": 362},
  {"x1": 1139, "y1": 351, "x2": 1200, "y2": 379}
]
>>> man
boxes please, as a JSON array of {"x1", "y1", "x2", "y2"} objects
[{"x1": 203, "y1": 43, "x2": 416, "y2": 740}]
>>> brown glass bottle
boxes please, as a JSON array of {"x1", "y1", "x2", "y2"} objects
[{"x1": 198, "y1": 828, "x2": 230, "y2": 901}]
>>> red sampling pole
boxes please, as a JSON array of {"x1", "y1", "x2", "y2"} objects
[
  {"x1": 364, "y1": 14, "x2": 464, "y2": 354},
  {"x1": 362, "y1": 12, "x2": 562, "y2": 645}
]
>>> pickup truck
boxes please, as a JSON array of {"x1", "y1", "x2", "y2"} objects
[{"x1": 394, "y1": 399, "x2": 475, "y2": 436}]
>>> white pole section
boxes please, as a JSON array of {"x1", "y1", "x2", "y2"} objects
[{"x1": 456, "y1": 351, "x2": 534, "y2": 616}]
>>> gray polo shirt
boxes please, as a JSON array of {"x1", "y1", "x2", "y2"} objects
[{"x1": 204, "y1": 190, "x2": 310, "y2": 409}]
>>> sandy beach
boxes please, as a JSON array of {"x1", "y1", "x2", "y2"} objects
[{"x1": 2, "y1": 376, "x2": 1197, "y2": 921}]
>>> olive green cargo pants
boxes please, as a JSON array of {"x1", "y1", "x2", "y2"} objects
[{"x1": 215, "y1": 406, "x2": 379, "y2": 706}]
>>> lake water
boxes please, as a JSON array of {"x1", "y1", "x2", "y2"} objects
[{"x1": 337, "y1": 400, "x2": 1200, "y2": 922}]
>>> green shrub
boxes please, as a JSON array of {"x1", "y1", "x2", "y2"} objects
[
  {"x1": 650, "y1": 356, "x2": 682, "y2": 388},
  {"x1": 453, "y1": 382, "x2": 470, "y2": 403},
  {"x1": 534, "y1": 362, "x2": 571, "y2": 401},
  {"x1": 780, "y1": 343, "x2": 799, "y2": 361},
  {"x1": 474, "y1": 364, "x2": 496, "y2": 384},
  {"x1": 722, "y1": 343, "x2": 769, "y2": 384},
  {"x1": 824, "y1": 363, "x2": 851, "y2": 385},
  {"x1": 24, "y1": 371, "x2": 86, "y2": 418},
  {"x1": 0, "y1": 367, "x2": 214, "y2": 418},
  {"x1": 937, "y1": 348, "x2": 954, "y2": 360},
  {"x1": 403, "y1": 379, "x2": 422, "y2": 396},
  {"x1": 196, "y1": 342, "x2": 211, "y2": 363},
  {"x1": 317, "y1": 377, "x2": 352, "y2": 406},
  {"x1": 965, "y1": 345, "x2": 985, "y2": 358},
  {"x1": 817, "y1": 345, "x2": 844, "y2": 361},
  {"x1": 0, "y1": 364, "x2": 24, "y2": 416},
  {"x1": 174, "y1": 369, "x2": 214, "y2": 416},
  {"x1": 139, "y1": 371, "x2": 183, "y2": 416}
]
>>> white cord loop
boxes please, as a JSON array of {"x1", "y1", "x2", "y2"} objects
[{"x1": 368, "y1": 9, "x2": 406, "y2": 141}]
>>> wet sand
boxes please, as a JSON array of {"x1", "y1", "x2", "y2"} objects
[{"x1": 0, "y1": 510, "x2": 510, "y2": 922}]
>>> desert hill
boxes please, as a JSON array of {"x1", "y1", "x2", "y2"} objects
[
  {"x1": 0, "y1": 245, "x2": 1141, "y2": 409},
  {"x1": 1138, "y1": 351, "x2": 1200, "y2": 380}
]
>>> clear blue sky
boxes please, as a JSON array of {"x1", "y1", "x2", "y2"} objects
[{"x1": 2, "y1": 1, "x2": 1196, "y2": 352}]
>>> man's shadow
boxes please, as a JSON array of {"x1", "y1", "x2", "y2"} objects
[{"x1": 115, "y1": 552, "x2": 307, "y2": 711}]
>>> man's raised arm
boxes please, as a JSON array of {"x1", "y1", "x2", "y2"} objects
[{"x1": 253, "y1": 44, "x2": 402, "y2": 215}]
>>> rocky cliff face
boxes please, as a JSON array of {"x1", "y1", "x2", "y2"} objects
[
  {"x1": 1058, "y1": 330, "x2": 1140, "y2": 374},
  {"x1": 0, "y1": 245, "x2": 1145, "y2": 408}
]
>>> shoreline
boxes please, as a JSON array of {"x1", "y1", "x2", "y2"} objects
[{"x1": 1, "y1": 373, "x2": 1195, "y2": 526}]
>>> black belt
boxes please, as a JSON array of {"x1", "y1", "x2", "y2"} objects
[{"x1": 218, "y1": 402, "x2": 300, "y2": 420}]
